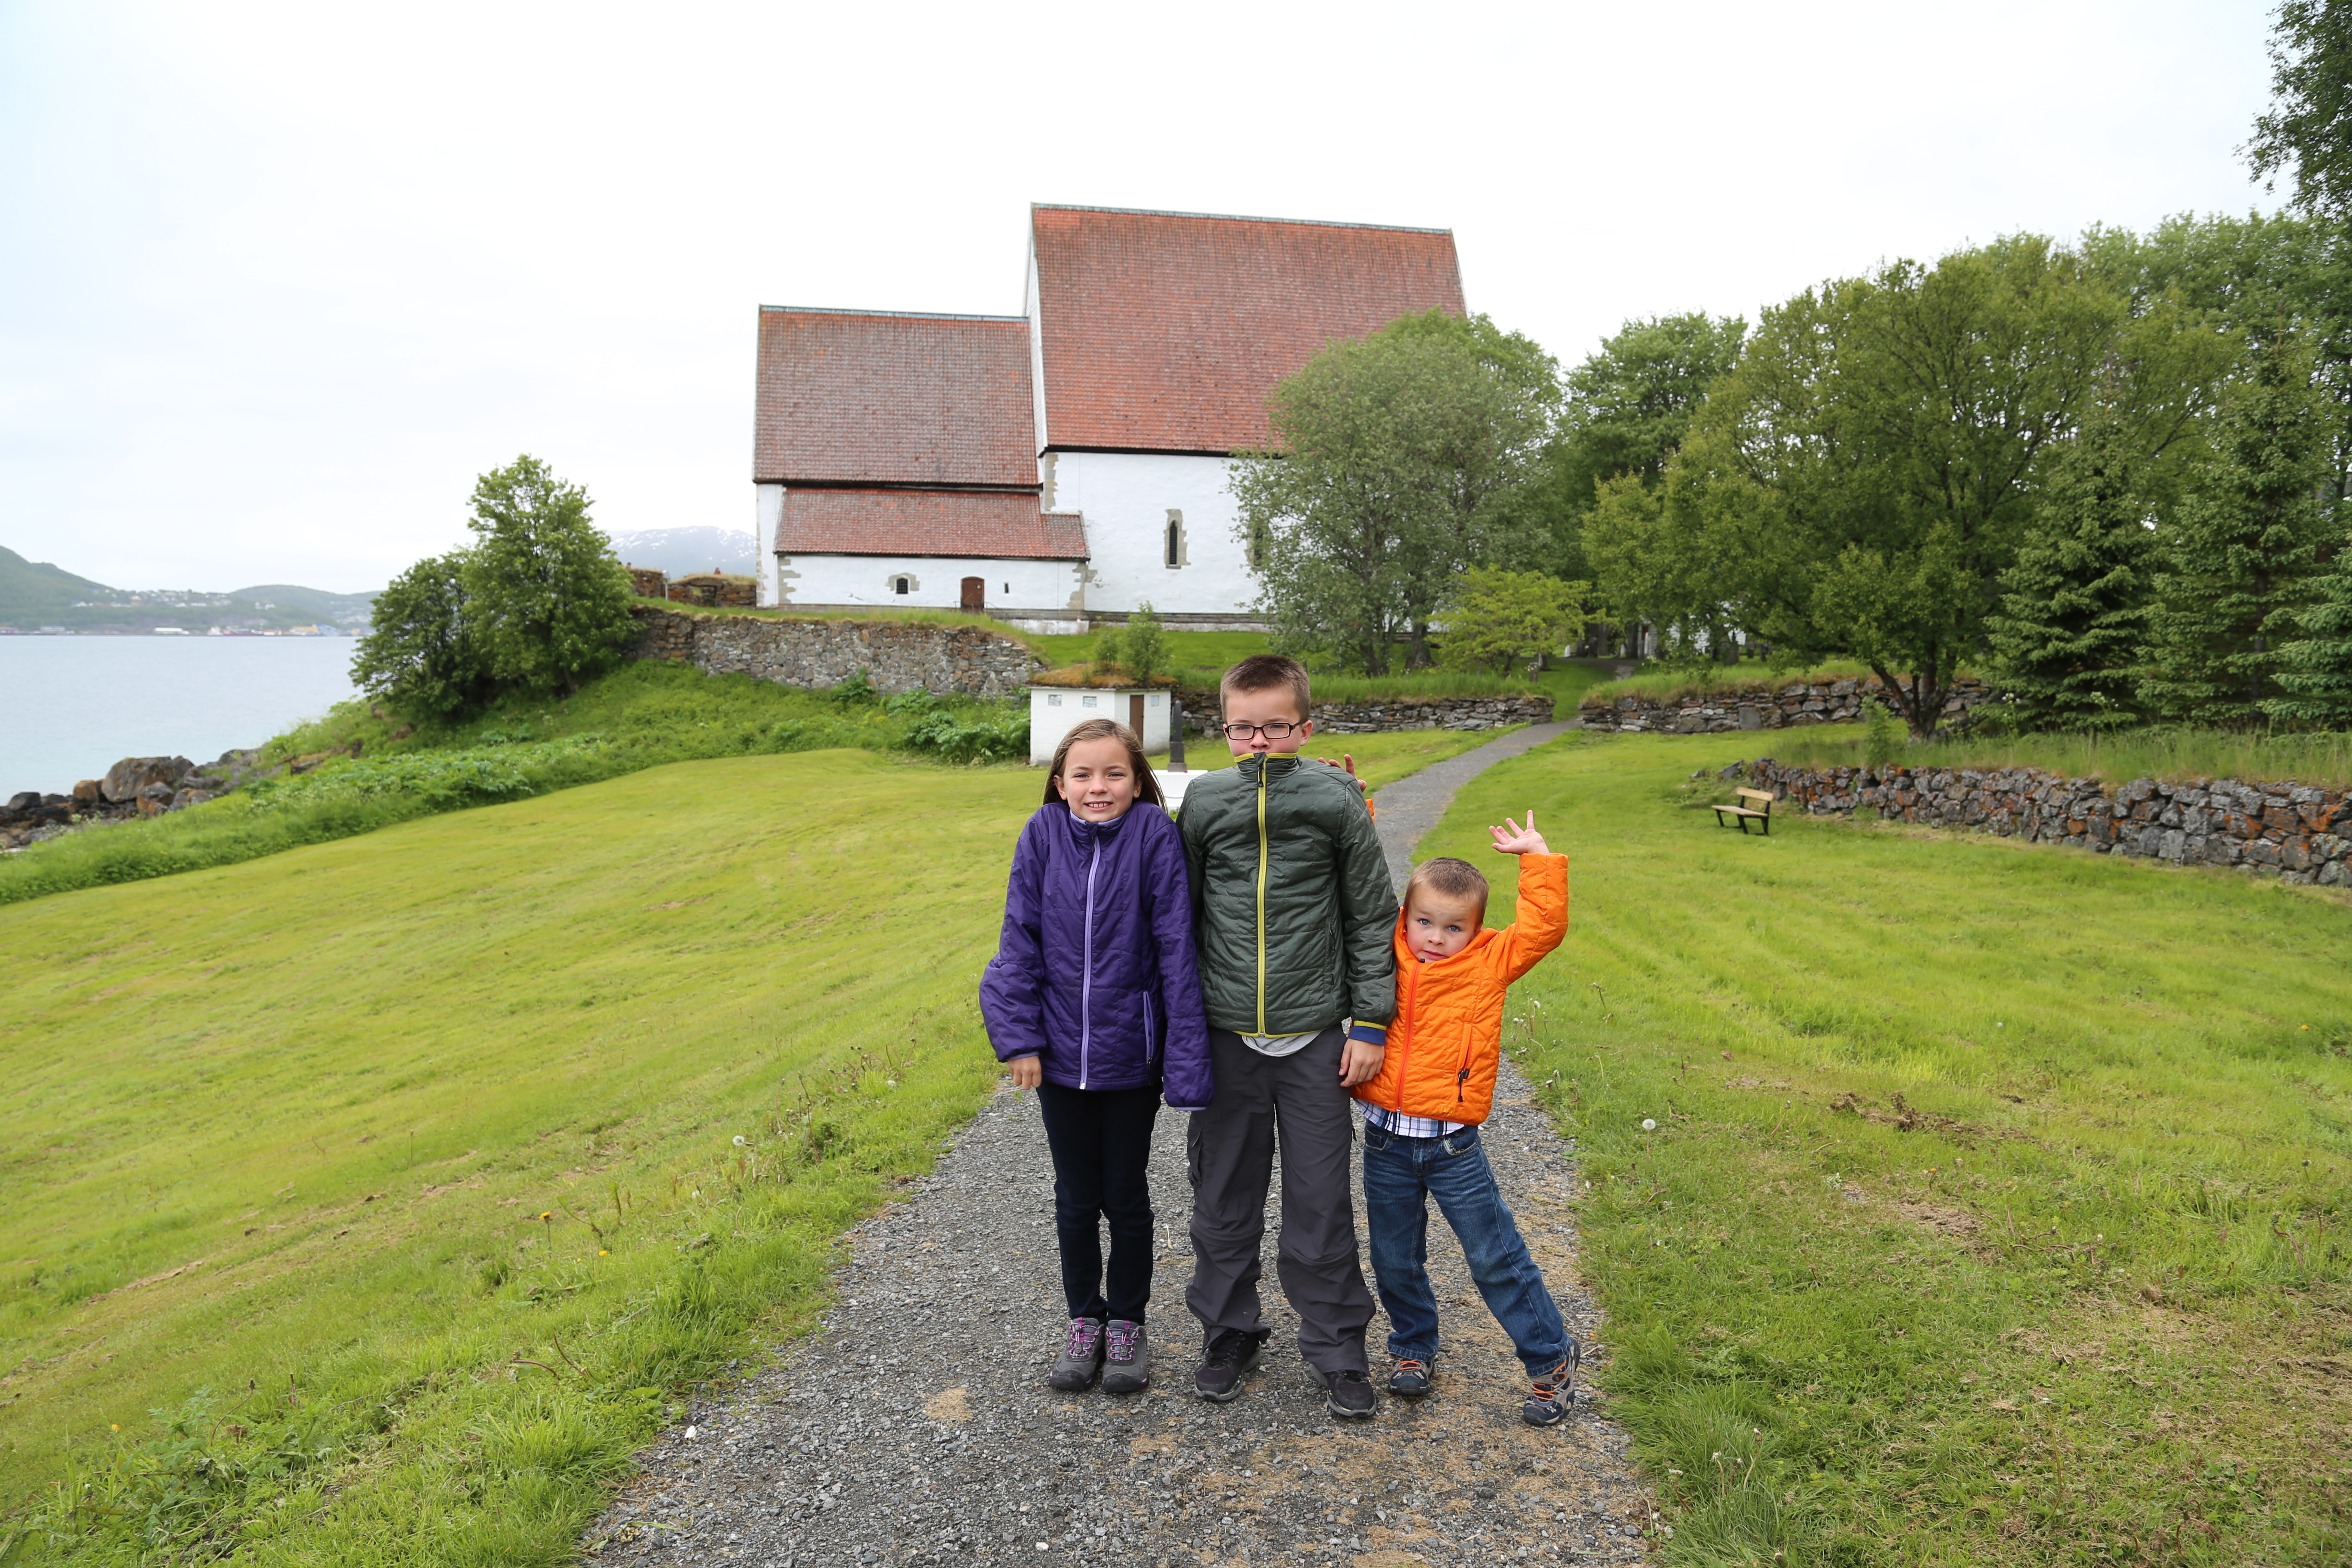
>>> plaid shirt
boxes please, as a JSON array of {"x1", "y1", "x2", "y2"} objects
[{"x1": 1361, "y1": 1102, "x2": 1467, "y2": 1139}]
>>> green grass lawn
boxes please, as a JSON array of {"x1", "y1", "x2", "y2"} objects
[
  {"x1": 1, "y1": 750, "x2": 1041, "y2": 1563},
  {"x1": 1429, "y1": 731, "x2": 2351, "y2": 1565},
  {"x1": 0, "y1": 728, "x2": 1487, "y2": 1563}
]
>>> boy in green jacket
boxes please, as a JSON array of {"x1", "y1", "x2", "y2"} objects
[{"x1": 1179, "y1": 655, "x2": 1398, "y2": 1418}]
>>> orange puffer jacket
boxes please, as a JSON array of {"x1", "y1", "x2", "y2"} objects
[{"x1": 1351, "y1": 853, "x2": 1568, "y2": 1126}]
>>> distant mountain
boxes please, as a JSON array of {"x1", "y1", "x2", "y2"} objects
[
  {"x1": 227, "y1": 584, "x2": 379, "y2": 626},
  {"x1": 0, "y1": 545, "x2": 112, "y2": 611},
  {"x1": 605, "y1": 527, "x2": 755, "y2": 577},
  {"x1": 0, "y1": 545, "x2": 380, "y2": 634}
]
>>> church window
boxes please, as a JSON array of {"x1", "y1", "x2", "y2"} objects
[
  {"x1": 1247, "y1": 517, "x2": 1270, "y2": 572},
  {"x1": 893, "y1": 577, "x2": 910, "y2": 595},
  {"x1": 1164, "y1": 510, "x2": 1185, "y2": 569}
]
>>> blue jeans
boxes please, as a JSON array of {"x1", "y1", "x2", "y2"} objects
[{"x1": 1361, "y1": 1122, "x2": 1571, "y2": 1376}]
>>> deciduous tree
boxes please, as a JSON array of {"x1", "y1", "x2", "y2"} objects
[
  {"x1": 350, "y1": 551, "x2": 490, "y2": 720},
  {"x1": 1231, "y1": 311, "x2": 1556, "y2": 674},
  {"x1": 459, "y1": 455, "x2": 638, "y2": 697},
  {"x1": 1436, "y1": 567, "x2": 1590, "y2": 676}
]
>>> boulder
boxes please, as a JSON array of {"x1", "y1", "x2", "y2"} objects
[
  {"x1": 5, "y1": 791, "x2": 39, "y2": 814},
  {"x1": 103, "y1": 756, "x2": 194, "y2": 804},
  {"x1": 172, "y1": 788, "x2": 217, "y2": 811},
  {"x1": 135, "y1": 781, "x2": 178, "y2": 817},
  {"x1": 72, "y1": 779, "x2": 101, "y2": 803}
]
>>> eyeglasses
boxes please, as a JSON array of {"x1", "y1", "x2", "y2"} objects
[{"x1": 1219, "y1": 720, "x2": 1301, "y2": 740}]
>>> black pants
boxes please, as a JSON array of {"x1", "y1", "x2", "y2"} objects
[{"x1": 1035, "y1": 1082, "x2": 1161, "y2": 1323}]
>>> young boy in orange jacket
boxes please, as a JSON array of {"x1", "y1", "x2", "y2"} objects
[{"x1": 1351, "y1": 810, "x2": 1577, "y2": 1426}]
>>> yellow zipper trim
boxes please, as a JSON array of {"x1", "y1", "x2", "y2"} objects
[{"x1": 1254, "y1": 761, "x2": 1269, "y2": 1035}]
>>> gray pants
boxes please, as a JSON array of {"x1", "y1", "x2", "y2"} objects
[{"x1": 1185, "y1": 1026, "x2": 1374, "y2": 1375}]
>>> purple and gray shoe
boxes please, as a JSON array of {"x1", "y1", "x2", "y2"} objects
[
  {"x1": 1101, "y1": 1319, "x2": 1150, "y2": 1394},
  {"x1": 1049, "y1": 1317, "x2": 1106, "y2": 1391}
]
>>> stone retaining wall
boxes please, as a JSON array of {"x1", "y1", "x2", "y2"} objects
[
  {"x1": 631, "y1": 604, "x2": 1040, "y2": 698},
  {"x1": 1170, "y1": 687, "x2": 1556, "y2": 735},
  {"x1": 1582, "y1": 675, "x2": 1999, "y2": 734},
  {"x1": 1745, "y1": 757, "x2": 2352, "y2": 885}
]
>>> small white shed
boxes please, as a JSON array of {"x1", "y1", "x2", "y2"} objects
[{"x1": 1029, "y1": 682, "x2": 1176, "y2": 765}]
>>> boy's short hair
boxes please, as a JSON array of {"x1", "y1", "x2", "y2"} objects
[
  {"x1": 1406, "y1": 857, "x2": 1489, "y2": 912},
  {"x1": 1219, "y1": 654, "x2": 1312, "y2": 721}
]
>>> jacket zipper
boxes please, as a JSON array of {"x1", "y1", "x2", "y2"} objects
[
  {"x1": 1081, "y1": 827, "x2": 1101, "y2": 1088},
  {"x1": 1388, "y1": 949, "x2": 1418, "y2": 1113},
  {"x1": 1254, "y1": 760, "x2": 1270, "y2": 1035}
]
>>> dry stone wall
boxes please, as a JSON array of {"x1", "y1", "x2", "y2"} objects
[
  {"x1": 1745, "y1": 757, "x2": 2352, "y2": 885},
  {"x1": 631, "y1": 604, "x2": 1039, "y2": 698},
  {"x1": 1169, "y1": 687, "x2": 1555, "y2": 735},
  {"x1": 1582, "y1": 675, "x2": 1998, "y2": 734}
]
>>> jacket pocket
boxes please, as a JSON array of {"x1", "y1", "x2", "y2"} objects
[{"x1": 1144, "y1": 992, "x2": 1161, "y2": 1063}]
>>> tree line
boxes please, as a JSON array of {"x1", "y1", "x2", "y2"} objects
[{"x1": 1235, "y1": 3, "x2": 2352, "y2": 738}]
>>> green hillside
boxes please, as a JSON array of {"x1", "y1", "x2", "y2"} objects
[
  {"x1": 0, "y1": 545, "x2": 110, "y2": 613},
  {"x1": 225, "y1": 582, "x2": 378, "y2": 626}
]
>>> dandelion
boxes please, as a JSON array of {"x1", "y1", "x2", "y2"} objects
[
  {"x1": 539, "y1": 1210, "x2": 552, "y2": 1221},
  {"x1": 1641, "y1": 1118, "x2": 1657, "y2": 1132},
  {"x1": 600, "y1": 1249, "x2": 609, "y2": 1256},
  {"x1": 732, "y1": 1135, "x2": 748, "y2": 1147},
  {"x1": 111, "y1": 1423, "x2": 119, "y2": 1432}
]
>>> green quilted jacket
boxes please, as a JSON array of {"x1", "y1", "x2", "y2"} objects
[{"x1": 1177, "y1": 754, "x2": 1398, "y2": 1036}]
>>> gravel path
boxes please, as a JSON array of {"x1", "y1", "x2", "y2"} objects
[{"x1": 585, "y1": 728, "x2": 1652, "y2": 1568}]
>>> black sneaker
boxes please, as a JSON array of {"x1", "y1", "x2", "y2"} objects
[
  {"x1": 1324, "y1": 1368, "x2": 1377, "y2": 1419},
  {"x1": 1387, "y1": 1357, "x2": 1433, "y2": 1399},
  {"x1": 1192, "y1": 1329, "x2": 1267, "y2": 1402},
  {"x1": 1522, "y1": 1344, "x2": 1580, "y2": 1427}
]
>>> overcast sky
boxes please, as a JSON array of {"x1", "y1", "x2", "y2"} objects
[{"x1": 0, "y1": 0, "x2": 2287, "y2": 594}]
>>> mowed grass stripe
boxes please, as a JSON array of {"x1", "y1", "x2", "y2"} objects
[{"x1": 1425, "y1": 732, "x2": 2351, "y2": 1565}]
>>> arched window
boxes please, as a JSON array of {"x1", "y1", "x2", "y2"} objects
[
  {"x1": 893, "y1": 577, "x2": 910, "y2": 595},
  {"x1": 1164, "y1": 509, "x2": 1185, "y2": 568}
]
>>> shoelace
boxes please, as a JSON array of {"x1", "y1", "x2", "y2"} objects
[
  {"x1": 1529, "y1": 1357, "x2": 1573, "y2": 1403},
  {"x1": 1106, "y1": 1321, "x2": 1140, "y2": 1361},
  {"x1": 1064, "y1": 1319, "x2": 1102, "y2": 1359},
  {"x1": 1394, "y1": 1359, "x2": 1428, "y2": 1380}
]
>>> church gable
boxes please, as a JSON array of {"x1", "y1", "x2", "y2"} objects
[{"x1": 1027, "y1": 205, "x2": 1465, "y2": 456}]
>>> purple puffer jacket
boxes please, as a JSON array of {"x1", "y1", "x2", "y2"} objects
[{"x1": 978, "y1": 802, "x2": 1212, "y2": 1109}]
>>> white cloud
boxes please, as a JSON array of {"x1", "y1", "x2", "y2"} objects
[{"x1": 0, "y1": 0, "x2": 2282, "y2": 591}]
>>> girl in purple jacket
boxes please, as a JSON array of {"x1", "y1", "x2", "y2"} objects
[{"x1": 979, "y1": 717, "x2": 1211, "y2": 1396}]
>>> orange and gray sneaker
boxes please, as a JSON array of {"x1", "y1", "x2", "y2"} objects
[
  {"x1": 1522, "y1": 1344, "x2": 1580, "y2": 1427},
  {"x1": 1387, "y1": 1357, "x2": 1433, "y2": 1398}
]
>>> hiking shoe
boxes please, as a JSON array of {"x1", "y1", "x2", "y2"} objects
[
  {"x1": 1324, "y1": 1368, "x2": 1378, "y2": 1420},
  {"x1": 1101, "y1": 1319, "x2": 1150, "y2": 1395},
  {"x1": 1387, "y1": 1357, "x2": 1433, "y2": 1399},
  {"x1": 1048, "y1": 1317, "x2": 1106, "y2": 1392},
  {"x1": 1192, "y1": 1328, "x2": 1268, "y2": 1402},
  {"x1": 1522, "y1": 1344, "x2": 1580, "y2": 1427}
]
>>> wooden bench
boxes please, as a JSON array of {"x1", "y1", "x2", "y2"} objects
[{"x1": 1713, "y1": 787, "x2": 1775, "y2": 835}]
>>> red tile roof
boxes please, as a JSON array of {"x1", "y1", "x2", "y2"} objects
[
  {"x1": 754, "y1": 309, "x2": 1038, "y2": 486},
  {"x1": 1030, "y1": 205, "x2": 1466, "y2": 454},
  {"x1": 774, "y1": 490, "x2": 1088, "y2": 560}
]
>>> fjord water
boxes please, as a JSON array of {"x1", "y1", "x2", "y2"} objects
[{"x1": 0, "y1": 637, "x2": 358, "y2": 794}]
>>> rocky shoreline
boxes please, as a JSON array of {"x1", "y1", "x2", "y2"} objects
[{"x1": 1, "y1": 747, "x2": 297, "y2": 851}]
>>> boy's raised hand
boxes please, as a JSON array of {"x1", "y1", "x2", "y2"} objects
[{"x1": 1488, "y1": 811, "x2": 1550, "y2": 857}]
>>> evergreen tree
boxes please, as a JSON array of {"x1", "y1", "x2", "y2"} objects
[
  {"x1": 2139, "y1": 330, "x2": 2329, "y2": 725},
  {"x1": 2267, "y1": 521, "x2": 2352, "y2": 725},
  {"x1": 1986, "y1": 403, "x2": 2156, "y2": 730}
]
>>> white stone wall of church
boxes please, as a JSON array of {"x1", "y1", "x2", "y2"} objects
[
  {"x1": 1047, "y1": 451, "x2": 1259, "y2": 620},
  {"x1": 754, "y1": 484, "x2": 785, "y2": 605},
  {"x1": 772, "y1": 552, "x2": 1083, "y2": 616}
]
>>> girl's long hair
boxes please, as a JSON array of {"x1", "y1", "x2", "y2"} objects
[{"x1": 1044, "y1": 717, "x2": 1165, "y2": 808}]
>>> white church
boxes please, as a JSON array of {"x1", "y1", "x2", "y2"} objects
[{"x1": 751, "y1": 203, "x2": 1465, "y2": 631}]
